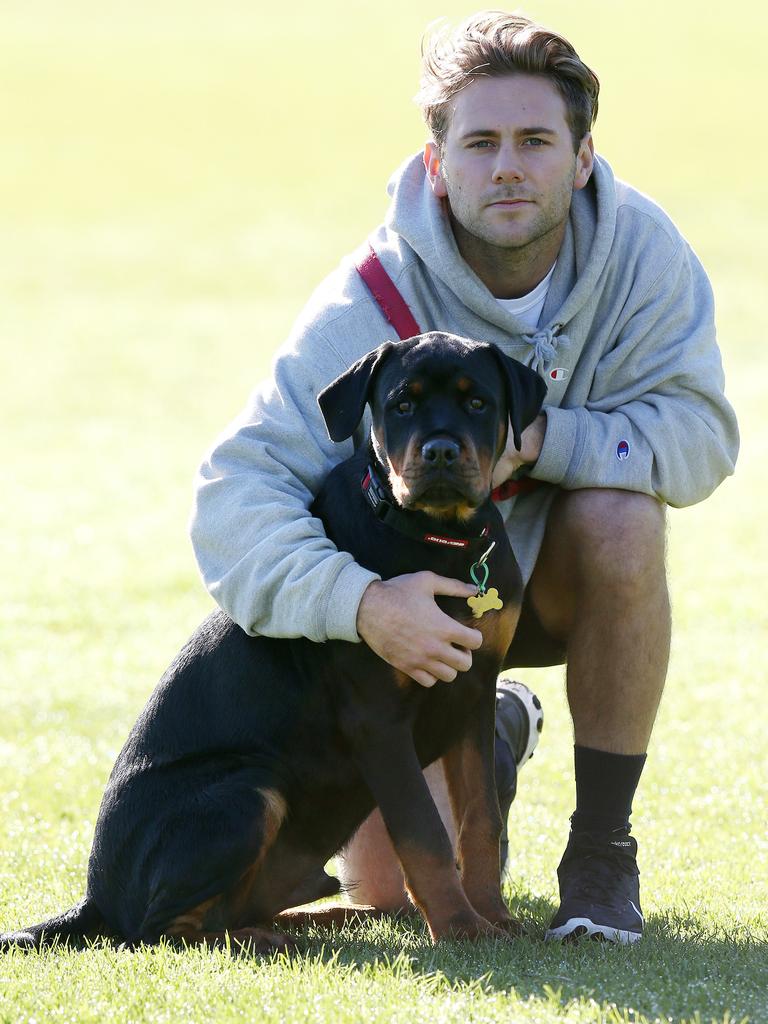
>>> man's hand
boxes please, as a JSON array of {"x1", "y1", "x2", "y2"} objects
[
  {"x1": 356, "y1": 573, "x2": 483, "y2": 688},
  {"x1": 491, "y1": 413, "x2": 546, "y2": 488}
]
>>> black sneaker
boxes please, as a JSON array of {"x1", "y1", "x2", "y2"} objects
[
  {"x1": 495, "y1": 679, "x2": 544, "y2": 876},
  {"x1": 545, "y1": 829, "x2": 644, "y2": 943}
]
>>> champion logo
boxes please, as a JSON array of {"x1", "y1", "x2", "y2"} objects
[
  {"x1": 616, "y1": 440, "x2": 631, "y2": 461},
  {"x1": 549, "y1": 367, "x2": 569, "y2": 382}
]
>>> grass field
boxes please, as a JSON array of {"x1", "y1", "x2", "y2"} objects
[{"x1": 1, "y1": 2, "x2": 766, "y2": 1021}]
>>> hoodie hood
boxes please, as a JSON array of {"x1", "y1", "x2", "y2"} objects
[{"x1": 385, "y1": 151, "x2": 618, "y2": 373}]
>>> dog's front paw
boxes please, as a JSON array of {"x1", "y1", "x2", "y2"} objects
[
  {"x1": 490, "y1": 914, "x2": 527, "y2": 938},
  {"x1": 430, "y1": 909, "x2": 512, "y2": 943}
]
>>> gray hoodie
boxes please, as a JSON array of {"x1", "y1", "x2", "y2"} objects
[{"x1": 190, "y1": 153, "x2": 739, "y2": 643}]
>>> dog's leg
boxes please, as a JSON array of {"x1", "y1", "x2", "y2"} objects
[
  {"x1": 350, "y1": 726, "x2": 508, "y2": 943},
  {"x1": 441, "y1": 685, "x2": 522, "y2": 935},
  {"x1": 160, "y1": 785, "x2": 294, "y2": 950},
  {"x1": 162, "y1": 885, "x2": 296, "y2": 957},
  {"x1": 164, "y1": 923, "x2": 296, "y2": 957}
]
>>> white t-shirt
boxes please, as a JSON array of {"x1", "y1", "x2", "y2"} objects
[{"x1": 495, "y1": 263, "x2": 556, "y2": 330}]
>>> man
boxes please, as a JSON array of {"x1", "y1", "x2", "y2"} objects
[{"x1": 190, "y1": 12, "x2": 738, "y2": 943}]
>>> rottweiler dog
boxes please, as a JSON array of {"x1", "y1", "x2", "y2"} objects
[{"x1": 1, "y1": 331, "x2": 545, "y2": 954}]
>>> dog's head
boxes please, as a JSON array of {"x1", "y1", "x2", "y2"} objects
[{"x1": 317, "y1": 332, "x2": 546, "y2": 520}]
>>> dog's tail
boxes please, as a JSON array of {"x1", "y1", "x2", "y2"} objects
[{"x1": 0, "y1": 896, "x2": 106, "y2": 950}]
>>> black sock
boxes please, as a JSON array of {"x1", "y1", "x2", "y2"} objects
[{"x1": 570, "y1": 744, "x2": 647, "y2": 834}]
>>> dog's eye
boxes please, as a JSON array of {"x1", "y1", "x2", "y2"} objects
[
  {"x1": 469, "y1": 397, "x2": 486, "y2": 410},
  {"x1": 396, "y1": 400, "x2": 413, "y2": 414}
]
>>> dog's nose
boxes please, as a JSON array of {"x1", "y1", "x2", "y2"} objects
[{"x1": 421, "y1": 437, "x2": 460, "y2": 466}]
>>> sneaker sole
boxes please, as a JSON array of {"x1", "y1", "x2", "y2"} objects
[
  {"x1": 495, "y1": 679, "x2": 544, "y2": 766},
  {"x1": 545, "y1": 917, "x2": 642, "y2": 944}
]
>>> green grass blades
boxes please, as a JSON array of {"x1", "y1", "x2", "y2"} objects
[{"x1": 1, "y1": 1, "x2": 766, "y2": 1022}]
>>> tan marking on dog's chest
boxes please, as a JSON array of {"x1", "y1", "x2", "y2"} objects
[{"x1": 468, "y1": 600, "x2": 520, "y2": 664}]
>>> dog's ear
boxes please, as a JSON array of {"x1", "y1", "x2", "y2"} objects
[
  {"x1": 317, "y1": 341, "x2": 396, "y2": 442},
  {"x1": 489, "y1": 346, "x2": 548, "y2": 450}
]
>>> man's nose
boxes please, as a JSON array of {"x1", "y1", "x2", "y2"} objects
[{"x1": 492, "y1": 142, "x2": 524, "y2": 183}]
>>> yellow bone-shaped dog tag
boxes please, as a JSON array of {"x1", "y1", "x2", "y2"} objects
[{"x1": 467, "y1": 587, "x2": 503, "y2": 620}]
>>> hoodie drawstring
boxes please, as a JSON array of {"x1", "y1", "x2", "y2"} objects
[{"x1": 521, "y1": 325, "x2": 570, "y2": 375}]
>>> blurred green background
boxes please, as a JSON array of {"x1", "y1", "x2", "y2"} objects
[{"x1": 1, "y1": 2, "x2": 766, "y2": 1021}]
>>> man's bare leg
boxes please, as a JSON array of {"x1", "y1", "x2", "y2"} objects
[{"x1": 530, "y1": 488, "x2": 670, "y2": 754}]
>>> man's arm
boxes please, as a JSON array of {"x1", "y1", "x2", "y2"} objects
[
  {"x1": 526, "y1": 241, "x2": 739, "y2": 503},
  {"x1": 190, "y1": 327, "x2": 379, "y2": 642}
]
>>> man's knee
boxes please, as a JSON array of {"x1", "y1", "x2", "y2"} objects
[{"x1": 552, "y1": 488, "x2": 667, "y2": 582}]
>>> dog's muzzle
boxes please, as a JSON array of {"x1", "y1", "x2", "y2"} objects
[{"x1": 421, "y1": 437, "x2": 461, "y2": 467}]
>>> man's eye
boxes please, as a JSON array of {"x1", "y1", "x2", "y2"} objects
[
  {"x1": 523, "y1": 137, "x2": 546, "y2": 146},
  {"x1": 469, "y1": 397, "x2": 486, "y2": 410}
]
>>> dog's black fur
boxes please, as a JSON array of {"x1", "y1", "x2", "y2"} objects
[{"x1": 1, "y1": 331, "x2": 545, "y2": 953}]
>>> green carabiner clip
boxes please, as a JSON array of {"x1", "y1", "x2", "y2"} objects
[
  {"x1": 469, "y1": 560, "x2": 489, "y2": 596},
  {"x1": 469, "y1": 540, "x2": 495, "y2": 596}
]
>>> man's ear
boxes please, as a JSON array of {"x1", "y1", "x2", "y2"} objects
[
  {"x1": 423, "y1": 141, "x2": 448, "y2": 199},
  {"x1": 488, "y1": 346, "x2": 548, "y2": 450},
  {"x1": 573, "y1": 133, "x2": 594, "y2": 192},
  {"x1": 317, "y1": 342, "x2": 396, "y2": 442}
]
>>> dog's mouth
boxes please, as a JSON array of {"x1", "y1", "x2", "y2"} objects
[
  {"x1": 411, "y1": 492, "x2": 480, "y2": 522},
  {"x1": 392, "y1": 467, "x2": 489, "y2": 520}
]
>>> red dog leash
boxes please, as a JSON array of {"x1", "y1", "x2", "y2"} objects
[
  {"x1": 355, "y1": 243, "x2": 540, "y2": 503},
  {"x1": 354, "y1": 243, "x2": 422, "y2": 340}
]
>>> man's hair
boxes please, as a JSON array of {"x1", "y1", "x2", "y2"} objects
[{"x1": 416, "y1": 11, "x2": 600, "y2": 151}]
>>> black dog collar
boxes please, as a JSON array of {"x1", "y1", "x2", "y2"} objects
[{"x1": 361, "y1": 463, "x2": 489, "y2": 550}]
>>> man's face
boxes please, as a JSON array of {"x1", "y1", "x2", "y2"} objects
[{"x1": 424, "y1": 73, "x2": 593, "y2": 256}]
